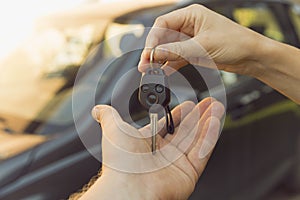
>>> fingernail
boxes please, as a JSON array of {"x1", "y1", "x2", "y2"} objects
[
  {"x1": 212, "y1": 102, "x2": 225, "y2": 115},
  {"x1": 91, "y1": 107, "x2": 100, "y2": 122},
  {"x1": 137, "y1": 60, "x2": 142, "y2": 72},
  {"x1": 199, "y1": 139, "x2": 215, "y2": 159},
  {"x1": 199, "y1": 118, "x2": 220, "y2": 159}
]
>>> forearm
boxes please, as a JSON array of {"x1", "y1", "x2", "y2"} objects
[{"x1": 248, "y1": 36, "x2": 300, "y2": 104}]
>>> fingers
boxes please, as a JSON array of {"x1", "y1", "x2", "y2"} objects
[
  {"x1": 195, "y1": 103, "x2": 224, "y2": 157},
  {"x1": 145, "y1": 7, "x2": 193, "y2": 48},
  {"x1": 139, "y1": 39, "x2": 201, "y2": 73},
  {"x1": 187, "y1": 117, "x2": 221, "y2": 176},
  {"x1": 166, "y1": 101, "x2": 195, "y2": 133},
  {"x1": 186, "y1": 106, "x2": 224, "y2": 176},
  {"x1": 177, "y1": 101, "x2": 225, "y2": 154},
  {"x1": 138, "y1": 4, "x2": 212, "y2": 73},
  {"x1": 198, "y1": 117, "x2": 221, "y2": 159},
  {"x1": 164, "y1": 97, "x2": 216, "y2": 144},
  {"x1": 139, "y1": 34, "x2": 216, "y2": 74},
  {"x1": 91, "y1": 105, "x2": 172, "y2": 173},
  {"x1": 92, "y1": 105, "x2": 148, "y2": 153},
  {"x1": 92, "y1": 105, "x2": 122, "y2": 126},
  {"x1": 138, "y1": 6, "x2": 195, "y2": 73},
  {"x1": 139, "y1": 101, "x2": 195, "y2": 138}
]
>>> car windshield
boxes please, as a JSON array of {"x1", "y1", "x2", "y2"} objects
[
  {"x1": 0, "y1": 24, "x2": 100, "y2": 159},
  {"x1": 0, "y1": 2, "x2": 176, "y2": 161},
  {"x1": 290, "y1": 4, "x2": 300, "y2": 41},
  {"x1": 0, "y1": 25, "x2": 96, "y2": 128}
]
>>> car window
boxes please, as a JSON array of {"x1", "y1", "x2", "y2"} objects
[
  {"x1": 0, "y1": 3, "x2": 177, "y2": 162},
  {"x1": 233, "y1": 5, "x2": 284, "y2": 42},
  {"x1": 289, "y1": 4, "x2": 300, "y2": 40},
  {"x1": 0, "y1": 24, "x2": 98, "y2": 161},
  {"x1": 104, "y1": 23, "x2": 145, "y2": 57},
  {"x1": 0, "y1": 25, "x2": 96, "y2": 129}
]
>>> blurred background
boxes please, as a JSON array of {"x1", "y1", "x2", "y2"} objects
[{"x1": 0, "y1": 0, "x2": 300, "y2": 200}]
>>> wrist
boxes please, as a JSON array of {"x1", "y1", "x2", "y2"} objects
[
  {"x1": 240, "y1": 31, "x2": 273, "y2": 78},
  {"x1": 250, "y1": 35, "x2": 299, "y2": 79},
  {"x1": 243, "y1": 33, "x2": 300, "y2": 104},
  {"x1": 83, "y1": 171, "x2": 159, "y2": 200},
  {"x1": 221, "y1": 27, "x2": 273, "y2": 77},
  {"x1": 244, "y1": 32, "x2": 295, "y2": 79},
  {"x1": 250, "y1": 35, "x2": 277, "y2": 78}
]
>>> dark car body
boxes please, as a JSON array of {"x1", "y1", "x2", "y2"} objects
[{"x1": 1, "y1": 0, "x2": 300, "y2": 200}]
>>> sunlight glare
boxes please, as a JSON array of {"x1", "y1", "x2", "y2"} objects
[{"x1": 0, "y1": 0, "x2": 85, "y2": 61}]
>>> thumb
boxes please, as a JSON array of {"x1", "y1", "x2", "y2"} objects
[
  {"x1": 91, "y1": 105, "x2": 145, "y2": 151},
  {"x1": 91, "y1": 105, "x2": 123, "y2": 128},
  {"x1": 138, "y1": 38, "x2": 211, "y2": 73},
  {"x1": 91, "y1": 105, "x2": 134, "y2": 141},
  {"x1": 138, "y1": 39, "x2": 199, "y2": 73},
  {"x1": 155, "y1": 38, "x2": 208, "y2": 63},
  {"x1": 147, "y1": 38, "x2": 215, "y2": 74}
]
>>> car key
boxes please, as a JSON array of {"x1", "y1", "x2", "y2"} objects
[
  {"x1": 138, "y1": 48, "x2": 174, "y2": 154},
  {"x1": 149, "y1": 112, "x2": 158, "y2": 154},
  {"x1": 139, "y1": 67, "x2": 170, "y2": 154}
]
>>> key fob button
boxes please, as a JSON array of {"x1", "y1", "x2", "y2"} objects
[
  {"x1": 141, "y1": 84, "x2": 149, "y2": 93},
  {"x1": 138, "y1": 68, "x2": 170, "y2": 109},
  {"x1": 147, "y1": 93, "x2": 158, "y2": 105},
  {"x1": 152, "y1": 69, "x2": 159, "y2": 74},
  {"x1": 155, "y1": 84, "x2": 164, "y2": 93}
]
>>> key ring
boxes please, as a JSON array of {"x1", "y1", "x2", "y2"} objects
[
  {"x1": 149, "y1": 48, "x2": 174, "y2": 134},
  {"x1": 150, "y1": 47, "x2": 167, "y2": 69},
  {"x1": 150, "y1": 48, "x2": 155, "y2": 69}
]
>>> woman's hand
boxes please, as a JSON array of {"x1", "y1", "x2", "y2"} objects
[
  {"x1": 138, "y1": 4, "x2": 300, "y2": 104},
  {"x1": 80, "y1": 98, "x2": 224, "y2": 200},
  {"x1": 138, "y1": 4, "x2": 266, "y2": 76}
]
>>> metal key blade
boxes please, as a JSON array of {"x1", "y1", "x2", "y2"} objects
[{"x1": 150, "y1": 112, "x2": 158, "y2": 154}]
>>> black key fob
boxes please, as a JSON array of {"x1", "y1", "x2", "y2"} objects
[{"x1": 138, "y1": 68, "x2": 170, "y2": 112}]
